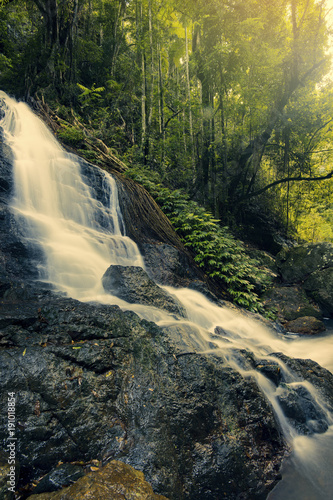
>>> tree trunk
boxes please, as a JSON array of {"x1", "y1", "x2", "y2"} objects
[
  {"x1": 158, "y1": 48, "x2": 165, "y2": 167},
  {"x1": 185, "y1": 26, "x2": 195, "y2": 184}
]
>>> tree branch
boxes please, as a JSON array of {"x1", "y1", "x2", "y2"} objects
[
  {"x1": 240, "y1": 170, "x2": 333, "y2": 201},
  {"x1": 306, "y1": 117, "x2": 333, "y2": 152},
  {"x1": 163, "y1": 108, "x2": 183, "y2": 131}
]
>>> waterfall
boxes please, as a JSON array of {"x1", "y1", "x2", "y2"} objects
[
  {"x1": 0, "y1": 91, "x2": 143, "y2": 299},
  {"x1": 1, "y1": 91, "x2": 333, "y2": 499}
]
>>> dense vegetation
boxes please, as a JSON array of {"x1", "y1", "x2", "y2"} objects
[{"x1": 1, "y1": 0, "x2": 333, "y2": 308}]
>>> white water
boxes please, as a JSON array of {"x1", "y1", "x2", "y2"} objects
[
  {"x1": 1, "y1": 91, "x2": 333, "y2": 499},
  {"x1": 0, "y1": 91, "x2": 143, "y2": 299}
]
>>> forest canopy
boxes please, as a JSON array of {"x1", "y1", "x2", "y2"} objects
[{"x1": 1, "y1": 0, "x2": 333, "y2": 243}]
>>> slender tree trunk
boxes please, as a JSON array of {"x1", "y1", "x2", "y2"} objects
[
  {"x1": 147, "y1": 0, "x2": 154, "y2": 137},
  {"x1": 138, "y1": 1, "x2": 147, "y2": 158},
  {"x1": 141, "y1": 52, "x2": 147, "y2": 155},
  {"x1": 219, "y1": 67, "x2": 228, "y2": 214},
  {"x1": 158, "y1": 48, "x2": 165, "y2": 167},
  {"x1": 68, "y1": 0, "x2": 79, "y2": 83},
  {"x1": 283, "y1": 126, "x2": 290, "y2": 233},
  {"x1": 185, "y1": 26, "x2": 195, "y2": 184},
  {"x1": 111, "y1": 0, "x2": 127, "y2": 76}
]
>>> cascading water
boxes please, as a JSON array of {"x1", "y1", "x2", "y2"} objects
[
  {"x1": 1, "y1": 91, "x2": 333, "y2": 499},
  {"x1": 0, "y1": 91, "x2": 143, "y2": 300}
]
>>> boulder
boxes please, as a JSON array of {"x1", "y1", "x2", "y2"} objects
[
  {"x1": 284, "y1": 316, "x2": 326, "y2": 335},
  {"x1": 303, "y1": 267, "x2": 333, "y2": 315},
  {"x1": 139, "y1": 243, "x2": 202, "y2": 288},
  {"x1": 262, "y1": 286, "x2": 322, "y2": 322},
  {"x1": 30, "y1": 464, "x2": 85, "y2": 495},
  {"x1": 272, "y1": 354, "x2": 333, "y2": 434},
  {"x1": 102, "y1": 265, "x2": 187, "y2": 317},
  {"x1": 277, "y1": 243, "x2": 333, "y2": 283},
  {"x1": 28, "y1": 461, "x2": 168, "y2": 499}
]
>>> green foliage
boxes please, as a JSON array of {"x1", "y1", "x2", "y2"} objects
[
  {"x1": 57, "y1": 125, "x2": 85, "y2": 146},
  {"x1": 126, "y1": 168, "x2": 271, "y2": 312},
  {"x1": 77, "y1": 83, "x2": 105, "y2": 108}
]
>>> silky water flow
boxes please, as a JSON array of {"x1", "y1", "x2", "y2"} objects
[{"x1": 1, "y1": 91, "x2": 333, "y2": 499}]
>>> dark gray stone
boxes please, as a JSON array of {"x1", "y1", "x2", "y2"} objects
[
  {"x1": 102, "y1": 264, "x2": 187, "y2": 317},
  {"x1": 31, "y1": 464, "x2": 85, "y2": 494},
  {"x1": 262, "y1": 286, "x2": 322, "y2": 322},
  {"x1": 284, "y1": 316, "x2": 326, "y2": 335},
  {"x1": 140, "y1": 243, "x2": 201, "y2": 287},
  {"x1": 304, "y1": 267, "x2": 333, "y2": 315},
  {"x1": 0, "y1": 293, "x2": 287, "y2": 500},
  {"x1": 277, "y1": 243, "x2": 333, "y2": 283}
]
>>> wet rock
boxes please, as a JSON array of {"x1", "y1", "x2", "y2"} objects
[
  {"x1": 273, "y1": 353, "x2": 333, "y2": 422},
  {"x1": 284, "y1": 316, "x2": 326, "y2": 335},
  {"x1": 0, "y1": 450, "x2": 16, "y2": 500},
  {"x1": 28, "y1": 461, "x2": 168, "y2": 499},
  {"x1": 277, "y1": 242, "x2": 333, "y2": 283},
  {"x1": 277, "y1": 384, "x2": 329, "y2": 435},
  {"x1": 262, "y1": 286, "x2": 322, "y2": 322},
  {"x1": 31, "y1": 464, "x2": 85, "y2": 495},
  {"x1": 254, "y1": 360, "x2": 282, "y2": 386},
  {"x1": 140, "y1": 243, "x2": 202, "y2": 288},
  {"x1": 303, "y1": 267, "x2": 333, "y2": 315},
  {"x1": 102, "y1": 265, "x2": 187, "y2": 317}
]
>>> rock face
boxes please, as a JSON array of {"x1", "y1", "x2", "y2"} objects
[
  {"x1": 29, "y1": 461, "x2": 168, "y2": 499},
  {"x1": 0, "y1": 138, "x2": 43, "y2": 285},
  {"x1": 262, "y1": 286, "x2": 322, "y2": 322},
  {"x1": 139, "y1": 243, "x2": 201, "y2": 288},
  {"x1": 277, "y1": 243, "x2": 333, "y2": 283},
  {"x1": 304, "y1": 267, "x2": 333, "y2": 315},
  {"x1": 102, "y1": 265, "x2": 187, "y2": 317},
  {"x1": 276, "y1": 243, "x2": 333, "y2": 315}
]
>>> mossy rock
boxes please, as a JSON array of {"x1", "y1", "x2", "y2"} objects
[
  {"x1": 277, "y1": 243, "x2": 333, "y2": 283},
  {"x1": 262, "y1": 286, "x2": 322, "y2": 322},
  {"x1": 28, "y1": 461, "x2": 168, "y2": 499},
  {"x1": 284, "y1": 316, "x2": 326, "y2": 335},
  {"x1": 304, "y1": 267, "x2": 333, "y2": 315}
]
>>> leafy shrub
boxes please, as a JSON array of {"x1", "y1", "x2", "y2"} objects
[{"x1": 57, "y1": 125, "x2": 85, "y2": 146}]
